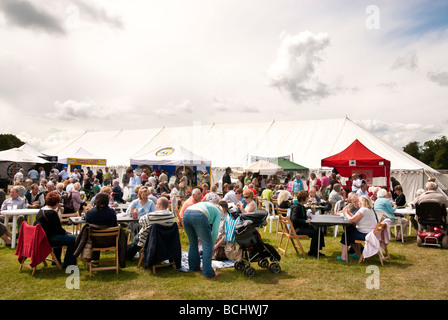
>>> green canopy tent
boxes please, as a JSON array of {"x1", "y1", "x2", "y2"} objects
[{"x1": 270, "y1": 157, "x2": 308, "y2": 172}]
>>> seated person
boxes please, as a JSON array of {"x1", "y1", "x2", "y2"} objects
[
  {"x1": 237, "y1": 189, "x2": 257, "y2": 213},
  {"x1": 261, "y1": 184, "x2": 274, "y2": 202},
  {"x1": 86, "y1": 193, "x2": 118, "y2": 262},
  {"x1": 0, "y1": 224, "x2": 13, "y2": 246},
  {"x1": 412, "y1": 182, "x2": 447, "y2": 230},
  {"x1": 277, "y1": 190, "x2": 292, "y2": 209},
  {"x1": 337, "y1": 195, "x2": 377, "y2": 262},
  {"x1": 85, "y1": 193, "x2": 118, "y2": 227},
  {"x1": 33, "y1": 191, "x2": 77, "y2": 269},
  {"x1": 374, "y1": 188, "x2": 408, "y2": 241},
  {"x1": 290, "y1": 191, "x2": 325, "y2": 257},
  {"x1": 222, "y1": 184, "x2": 238, "y2": 204},
  {"x1": 329, "y1": 184, "x2": 345, "y2": 205},
  {"x1": 25, "y1": 183, "x2": 45, "y2": 209},
  {"x1": 1, "y1": 186, "x2": 26, "y2": 229},
  {"x1": 126, "y1": 197, "x2": 175, "y2": 260},
  {"x1": 393, "y1": 185, "x2": 406, "y2": 207},
  {"x1": 126, "y1": 187, "x2": 156, "y2": 219}
]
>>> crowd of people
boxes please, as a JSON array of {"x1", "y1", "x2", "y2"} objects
[{"x1": 1, "y1": 164, "x2": 447, "y2": 277}]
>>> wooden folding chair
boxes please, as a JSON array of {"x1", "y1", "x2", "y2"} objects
[
  {"x1": 355, "y1": 216, "x2": 391, "y2": 266},
  {"x1": 88, "y1": 226, "x2": 121, "y2": 277},
  {"x1": 19, "y1": 250, "x2": 63, "y2": 276},
  {"x1": 277, "y1": 215, "x2": 307, "y2": 257},
  {"x1": 274, "y1": 207, "x2": 289, "y2": 237},
  {"x1": 137, "y1": 253, "x2": 176, "y2": 274},
  {"x1": 16, "y1": 223, "x2": 63, "y2": 276},
  {"x1": 173, "y1": 208, "x2": 185, "y2": 237}
]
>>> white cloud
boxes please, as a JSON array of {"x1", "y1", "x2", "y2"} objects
[
  {"x1": 391, "y1": 49, "x2": 419, "y2": 70},
  {"x1": 16, "y1": 129, "x2": 83, "y2": 152},
  {"x1": 210, "y1": 93, "x2": 259, "y2": 114},
  {"x1": 48, "y1": 100, "x2": 130, "y2": 121},
  {"x1": 266, "y1": 31, "x2": 331, "y2": 104},
  {"x1": 355, "y1": 119, "x2": 441, "y2": 148},
  {"x1": 150, "y1": 99, "x2": 193, "y2": 118},
  {"x1": 427, "y1": 71, "x2": 448, "y2": 86}
]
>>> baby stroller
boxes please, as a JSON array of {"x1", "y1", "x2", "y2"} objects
[
  {"x1": 234, "y1": 211, "x2": 281, "y2": 277},
  {"x1": 415, "y1": 202, "x2": 448, "y2": 249}
]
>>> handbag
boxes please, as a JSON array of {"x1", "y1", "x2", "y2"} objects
[
  {"x1": 212, "y1": 245, "x2": 227, "y2": 261},
  {"x1": 81, "y1": 241, "x2": 93, "y2": 261},
  {"x1": 224, "y1": 241, "x2": 242, "y2": 261}
]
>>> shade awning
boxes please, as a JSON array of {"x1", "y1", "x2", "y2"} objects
[
  {"x1": 245, "y1": 160, "x2": 283, "y2": 175},
  {"x1": 270, "y1": 157, "x2": 308, "y2": 171}
]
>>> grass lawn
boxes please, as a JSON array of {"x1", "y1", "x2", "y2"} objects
[{"x1": 1, "y1": 222, "x2": 447, "y2": 301}]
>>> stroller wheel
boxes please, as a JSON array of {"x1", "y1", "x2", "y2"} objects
[
  {"x1": 244, "y1": 266, "x2": 256, "y2": 277},
  {"x1": 258, "y1": 258, "x2": 269, "y2": 269},
  {"x1": 234, "y1": 261, "x2": 245, "y2": 271},
  {"x1": 269, "y1": 263, "x2": 281, "y2": 274}
]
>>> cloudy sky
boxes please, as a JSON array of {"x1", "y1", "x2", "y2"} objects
[{"x1": 0, "y1": 0, "x2": 447, "y2": 152}]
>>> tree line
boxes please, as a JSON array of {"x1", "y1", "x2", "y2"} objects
[
  {"x1": 0, "y1": 134, "x2": 25, "y2": 152},
  {"x1": 403, "y1": 136, "x2": 448, "y2": 169}
]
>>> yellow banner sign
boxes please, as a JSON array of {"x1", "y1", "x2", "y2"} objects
[{"x1": 67, "y1": 158, "x2": 107, "y2": 166}]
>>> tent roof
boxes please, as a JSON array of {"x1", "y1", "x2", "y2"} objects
[
  {"x1": 18, "y1": 143, "x2": 45, "y2": 157},
  {"x1": 58, "y1": 147, "x2": 105, "y2": 165},
  {"x1": 321, "y1": 139, "x2": 391, "y2": 169},
  {"x1": 130, "y1": 145, "x2": 211, "y2": 166},
  {"x1": 0, "y1": 148, "x2": 49, "y2": 164},
  {"x1": 41, "y1": 118, "x2": 439, "y2": 173},
  {"x1": 271, "y1": 157, "x2": 308, "y2": 171},
  {"x1": 245, "y1": 160, "x2": 283, "y2": 175}
]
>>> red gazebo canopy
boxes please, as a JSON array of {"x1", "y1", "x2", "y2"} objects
[{"x1": 321, "y1": 139, "x2": 391, "y2": 189}]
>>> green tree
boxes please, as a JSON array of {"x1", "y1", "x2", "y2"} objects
[
  {"x1": 403, "y1": 141, "x2": 421, "y2": 160},
  {"x1": 0, "y1": 134, "x2": 24, "y2": 151}
]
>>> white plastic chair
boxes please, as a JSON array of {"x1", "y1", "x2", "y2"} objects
[
  {"x1": 262, "y1": 200, "x2": 278, "y2": 233},
  {"x1": 333, "y1": 200, "x2": 345, "y2": 237}
]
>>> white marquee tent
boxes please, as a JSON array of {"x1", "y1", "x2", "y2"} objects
[
  {"x1": 41, "y1": 117, "x2": 447, "y2": 202},
  {"x1": 130, "y1": 145, "x2": 211, "y2": 167}
]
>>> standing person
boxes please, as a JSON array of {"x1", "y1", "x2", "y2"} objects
[
  {"x1": 179, "y1": 188, "x2": 202, "y2": 219},
  {"x1": 103, "y1": 167, "x2": 112, "y2": 186},
  {"x1": 320, "y1": 172, "x2": 330, "y2": 198},
  {"x1": 33, "y1": 191, "x2": 77, "y2": 269},
  {"x1": 59, "y1": 167, "x2": 70, "y2": 182},
  {"x1": 222, "y1": 167, "x2": 232, "y2": 187},
  {"x1": 14, "y1": 169, "x2": 25, "y2": 184},
  {"x1": 28, "y1": 167, "x2": 39, "y2": 184},
  {"x1": 140, "y1": 169, "x2": 149, "y2": 185},
  {"x1": 178, "y1": 171, "x2": 188, "y2": 197},
  {"x1": 183, "y1": 202, "x2": 224, "y2": 278},
  {"x1": 96, "y1": 169, "x2": 103, "y2": 186},
  {"x1": 390, "y1": 177, "x2": 401, "y2": 200},
  {"x1": 86, "y1": 167, "x2": 94, "y2": 182},
  {"x1": 126, "y1": 167, "x2": 141, "y2": 201},
  {"x1": 306, "y1": 172, "x2": 321, "y2": 192},
  {"x1": 292, "y1": 174, "x2": 304, "y2": 196}
]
